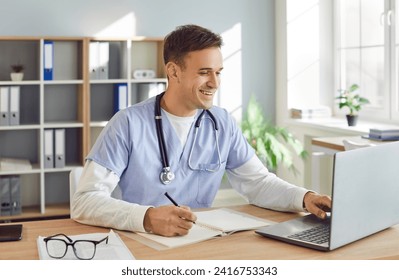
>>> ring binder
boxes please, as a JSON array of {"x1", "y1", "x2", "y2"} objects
[
  {"x1": 43, "y1": 41, "x2": 54, "y2": 80},
  {"x1": 54, "y1": 128, "x2": 65, "y2": 168},
  {"x1": 0, "y1": 87, "x2": 9, "y2": 126},
  {"x1": 9, "y1": 86, "x2": 20, "y2": 126},
  {"x1": 44, "y1": 129, "x2": 54, "y2": 168}
]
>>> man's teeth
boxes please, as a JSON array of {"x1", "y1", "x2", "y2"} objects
[{"x1": 201, "y1": 90, "x2": 213, "y2": 95}]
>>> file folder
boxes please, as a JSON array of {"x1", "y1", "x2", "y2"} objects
[
  {"x1": 9, "y1": 86, "x2": 20, "y2": 126},
  {"x1": 0, "y1": 176, "x2": 11, "y2": 216},
  {"x1": 113, "y1": 83, "x2": 128, "y2": 114},
  {"x1": 89, "y1": 41, "x2": 110, "y2": 80},
  {"x1": 44, "y1": 129, "x2": 54, "y2": 168},
  {"x1": 43, "y1": 41, "x2": 54, "y2": 80},
  {"x1": 89, "y1": 42, "x2": 99, "y2": 80},
  {"x1": 10, "y1": 176, "x2": 21, "y2": 215},
  {"x1": 98, "y1": 42, "x2": 109, "y2": 80},
  {"x1": 0, "y1": 87, "x2": 9, "y2": 126},
  {"x1": 54, "y1": 128, "x2": 65, "y2": 168}
]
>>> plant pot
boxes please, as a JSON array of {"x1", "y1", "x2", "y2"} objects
[
  {"x1": 10, "y1": 72, "x2": 24, "y2": 81},
  {"x1": 346, "y1": 114, "x2": 358, "y2": 126}
]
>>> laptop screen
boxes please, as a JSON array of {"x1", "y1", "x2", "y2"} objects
[{"x1": 329, "y1": 141, "x2": 399, "y2": 250}]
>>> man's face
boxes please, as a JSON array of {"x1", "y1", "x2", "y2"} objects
[{"x1": 177, "y1": 47, "x2": 223, "y2": 113}]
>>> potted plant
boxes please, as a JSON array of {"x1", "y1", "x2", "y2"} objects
[
  {"x1": 336, "y1": 84, "x2": 369, "y2": 126},
  {"x1": 10, "y1": 63, "x2": 25, "y2": 81},
  {"x1": 241, "y1": 96, "x2": 307, "y2": 175}
]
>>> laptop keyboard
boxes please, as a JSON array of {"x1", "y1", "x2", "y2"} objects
[{"x1": 288, "y1": 224, "x2": 330, "y2": 244}]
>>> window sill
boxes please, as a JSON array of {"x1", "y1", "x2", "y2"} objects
[{"x1": 285, "y1": 117, "x2": 399, "y2": 136}]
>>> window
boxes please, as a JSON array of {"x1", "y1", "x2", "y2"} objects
[{"x1": 336, "y1": 0, "x2": 399, "y2": 122}]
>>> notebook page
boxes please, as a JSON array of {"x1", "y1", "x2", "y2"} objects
[
  {"x1": 195, "y1": 208, "x2": 270, "y2": 233},
  {"x1": 135, "y1": 223, "x2": 222, "y2": 248}
]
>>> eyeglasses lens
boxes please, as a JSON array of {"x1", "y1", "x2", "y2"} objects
[{"x1": 74, "y1": 241, "x2": 96, "y2": 260}]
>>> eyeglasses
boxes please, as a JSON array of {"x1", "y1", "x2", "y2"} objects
[{"x1": 43, "y1": 233, "x2": 109, "y2": 260}]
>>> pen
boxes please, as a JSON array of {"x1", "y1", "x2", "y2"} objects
[
  {"x1": 164, "y1": 192, "x2": 179, "y2": 207},
  {"x1": 164, "y1": 192, "x2": 196, "y2": 224}
]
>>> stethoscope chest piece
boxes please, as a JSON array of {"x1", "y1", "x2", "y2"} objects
[{"x1": 160, "y1": 167, "x2": 175, "y2": 185}]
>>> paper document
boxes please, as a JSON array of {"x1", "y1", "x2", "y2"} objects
[
  {"x1": 37, "y1": 230, "x2": 135, "y2": 260},
  {"x1": 122, "y1": 208, "x2": 271, "y2": 250}
]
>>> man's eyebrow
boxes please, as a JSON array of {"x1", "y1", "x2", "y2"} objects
[{"x1": 198, "y1": 67, "x2": 224, "y2": 71}]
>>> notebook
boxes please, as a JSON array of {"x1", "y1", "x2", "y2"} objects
[
  {"x1": 124, "y1": 208, "x2": 270, "y2": 249},
  {"x1": 256, "y1": 141, "x2": 399, "y2": 251}
]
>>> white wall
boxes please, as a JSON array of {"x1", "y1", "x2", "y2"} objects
[{"x1": 0, "y1": 0, "x2": 275, "y2": 122}]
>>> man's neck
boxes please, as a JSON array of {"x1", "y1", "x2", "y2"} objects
[{"x1": 161, "y1": 91, "x2": 197, "y2": 117}]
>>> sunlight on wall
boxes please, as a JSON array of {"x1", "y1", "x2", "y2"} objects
[
  {"x1": 94, "y1": 13, "x2": 137, "y2": 37},
  {"x1": 287, "y1": 0, "x2": 320, "y2": 108},
  {"x1": 219, "y1": 23, "x2": 243, "y2": 121}
]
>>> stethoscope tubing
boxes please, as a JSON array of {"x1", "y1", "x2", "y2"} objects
[{"x1": 154, "y1": 92, "x2": 221, "y2": 184}]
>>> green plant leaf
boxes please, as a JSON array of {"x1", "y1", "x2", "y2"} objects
[
  {"x1": 241, "y1": 95, "x2": 307, "y2": 175},
  {"x1": 349, "y1": 84, "x2": 359, "y2": 92}
]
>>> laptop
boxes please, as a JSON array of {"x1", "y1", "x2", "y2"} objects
[{"x1": 256, "y1": 141, "x2": 399, "y2": 251}]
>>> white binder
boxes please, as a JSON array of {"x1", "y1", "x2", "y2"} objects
[
  {"x1": 9, "y1": 86, "x2": 20, "y2": 125},
  {"x1": 89, "y1": 41, "x2": 109, "y2": 80},
  {"x1": 44, "y1": 129, "x2": 54, "y2": 168},
  {"x1": 0, "y1": 176, "x2": 11, "y2": 216},
  {"x1": 89, "y1": 42, "x2": 99, "y2": 80},
  {"x1": 98, "y1": 42, "x2": 109, "y2": 80},
  {"x1": 0, "y1": 87, "x2": 9, "y2": 126},
  {"x1": 10, "y1": 176, "x2": 21, "y2": 215},
  {"x1": 54, "y1": 128, "x2": 65, "y2": 168}
]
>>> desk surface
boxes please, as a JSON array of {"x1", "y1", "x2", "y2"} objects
[
  {"x1": 1, "y1": 205, "x2": 398, "y2": 260},
  {"x1": 311, "y1": 136, "x2": 387, "y2": 152}
]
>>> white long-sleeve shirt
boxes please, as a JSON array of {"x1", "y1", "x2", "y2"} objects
[{"x1": 72, "y1": 155, "x2": 308, "y2": 232}]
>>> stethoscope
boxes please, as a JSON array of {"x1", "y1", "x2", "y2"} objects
[{"x1": 155, "y1": 92, "x2": 222, "y2": 185}]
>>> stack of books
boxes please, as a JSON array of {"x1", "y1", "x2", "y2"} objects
[
  {"x1": 368, "y1": 127, "x2": 399, "y2": 141},
  {"x1": 0, "y1": 157, "x2": 32, "y2": 171},
  {"x1": 290, "y1": 106, "x2": 332, "y2": 119}
]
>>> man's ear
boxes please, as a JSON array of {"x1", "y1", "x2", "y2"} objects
[{"x1": 166, "y1": 62, "x2": 180, "y2": 82}]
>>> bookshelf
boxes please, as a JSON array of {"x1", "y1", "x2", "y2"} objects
[{"x1": 0, "y1": 36, "x2": 166, "y2": 222}]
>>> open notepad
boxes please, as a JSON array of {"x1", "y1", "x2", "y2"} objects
[{"x1": 124, "y1": 208, "x2": 271, "y2": 250}]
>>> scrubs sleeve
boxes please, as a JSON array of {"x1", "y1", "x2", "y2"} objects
[
  {"x1": 71, "y1": 160, "x2": 152, "y2": 232},
  {"x1": 86, "y1": 111, "x2": 131, "y2": 178}
]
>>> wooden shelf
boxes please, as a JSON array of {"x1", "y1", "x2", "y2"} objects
[
  {"x1": 0, "y1": 203, "x2": 70, "y2": 223},
  {"x1": 0, "y1": 36, "x2": 166, "y2": 222}
]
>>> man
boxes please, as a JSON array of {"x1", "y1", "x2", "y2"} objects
[{"x1": 72, "y1": 24, "x2": 331, "y2": 237}]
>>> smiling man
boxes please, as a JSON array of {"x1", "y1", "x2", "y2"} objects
[{"x1": 72, "y1": 24, "x2": 331, "y2": 237}]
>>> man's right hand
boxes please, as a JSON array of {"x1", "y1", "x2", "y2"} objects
[{"x1": 143, "y1": 205, "x2": 197, "y2": 236}]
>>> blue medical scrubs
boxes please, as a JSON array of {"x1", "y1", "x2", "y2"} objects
[{"x1": 87, "y1": 96, "x2": 254, "y2": 208}]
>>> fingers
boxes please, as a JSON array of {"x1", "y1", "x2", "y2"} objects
[
  {"x1": 178, "y1": 206, "x2": 197, "y2": 224},
  {"x1": 143, "y1": 205, "x2": 197, "y2": 237},
  {"x1": 303, "y1": 192, "x2": 332, "y2": 219}
]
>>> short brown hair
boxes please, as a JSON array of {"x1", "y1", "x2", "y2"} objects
[{"x1": 163, "y1": 24, "x2": 223, "y2": 68}]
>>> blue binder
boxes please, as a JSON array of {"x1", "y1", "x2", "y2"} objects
[
  {"x1": 113, "y1": 83, "x2": 128, "y2": 114},
  {"x1": 43, "y1": 40, "x2": 54, "y2": 80}
]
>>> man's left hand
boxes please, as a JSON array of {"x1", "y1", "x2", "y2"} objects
[{"x1": 303, "y1": 192, "x2": 331, "y2": 219}]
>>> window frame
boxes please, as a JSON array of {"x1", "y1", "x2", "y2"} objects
[{"x1": 334, "y1": 0, "x2": 399, "y2": 123}]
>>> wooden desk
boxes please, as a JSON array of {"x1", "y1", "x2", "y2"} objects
[
  {"x1": 311, "y1": 136, "x2": 384, "y2": 153},
  {"x1": 1, "y1": 204, "x2": 398, "y2": 260},
  {"x1": 310, "y1": 136, "x2": 388, "y2": 195}
]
